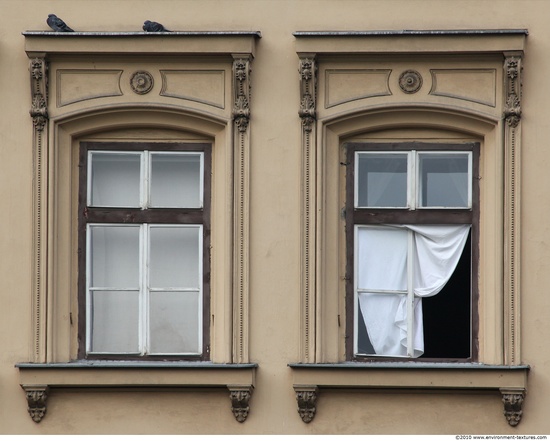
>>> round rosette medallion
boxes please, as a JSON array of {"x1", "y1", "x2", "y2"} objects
[
  {"x1": 130, "y1": 71, "x2": 154, "y2": 95},
  {"x1": 399, "y1": 70, "x2": 423, "y2": 94}
]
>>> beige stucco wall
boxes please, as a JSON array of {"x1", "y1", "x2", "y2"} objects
[{"x1": 0, "y1": 0, "x2": 549, "y2": 434}]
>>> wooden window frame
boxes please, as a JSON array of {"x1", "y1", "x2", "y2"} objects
[
  {"x1": 345, "y1": 141, "x2": 480, "y2": 362},
  {"x1": 77, "y1": 141, "x2": 212, "y2": 361}
]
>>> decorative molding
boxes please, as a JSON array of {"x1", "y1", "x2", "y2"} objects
[
  {"x1": 429, "y1": 69, "x2": 497, "y2": 107},
  {"x1": 57, "y1": 69, "x2": 123, "y2": 106},
  {"x1": 299, "y1": 57, "x2": 317, "y2": 131},
  {"x1": 29, "y1": 57, "x2": 49, "y2": 363},
  {"x1": 500, "y1": 388, "x2": 525, "y2": 427},
  {"x1": 228, "y1": 385, "x2": 253, "y2": 422},
  {"x1": 504, "y1": 57, "x2": 522, "y2": 127},
  {"x1": 299, "y1": 56, "x2": 317, "y2": 363},
  {"x1": 232, "y1": 56, "x2": 252, "y2": 363},
  {"x1": 22, "y1": 385, "x2": 49, "y2": 423},
  {"x1": 232, "y1": 59, "x2": 251, "y2": 132},
  {"x1": 503, "y1": 53, "x2": 523, "y2": 365},
  {"x1": 399, "y1": 69, "x2": 423, "y2": 94},
  {"x1": 130, "y1": 70, "x2": 154, "y2": 95},
  {"x1": 294, "y1": 386, "x2": 318, "y2": 423},
  {"x1": 325, "y1": 69, "x2": 391, "y2": 108},
  {"x1": 30, "y1": 58, "x2": 48, "y2": 131},
  {"x1": 160, "y1": 70, "x2": 225, "y2": 108}
]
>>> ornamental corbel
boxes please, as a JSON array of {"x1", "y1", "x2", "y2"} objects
[
  {"x1": 504, "y1": 56, "x2": 522, "y2": 128},
  {"x1": 29, "y1": 58, "x2": 48, "y2": 132},
  {"x1": 294, "y1": 385, "x2": 318, "y2": 423},
  {"x1": 299, "y1": 57, "x2": 317, "y2": 132},
  {"x1": 22, "y1": 385, "x2": 49, "y2": 423},
  {"x1": 500, "y1": 388, "x2": 525, "y2": 427},
  {"x1": 228, "y1": 385, "x2": 253, "y2": 422},
  {"x1": 232, "y1": 58, "x2": 251, "y2": 133}
]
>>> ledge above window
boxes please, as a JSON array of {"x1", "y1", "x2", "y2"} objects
[
  {"x1": 23, "y1": 31, "x2": 261, "y2": 58},
  {"x1": 289, "y1": 363, "x2": 529, "y2": 426},
  {"x1": 16, "y1": 362, "x2": 257, "y2": 424},
  {"x1": 293, "y1": 29, "x2": 527, "y2": 56}
]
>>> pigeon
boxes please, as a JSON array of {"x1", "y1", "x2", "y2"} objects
[
  {"x1": 46, "y1": 14, "x2": 74, "y2": 32},
  {"x1": 143, "y1": 20, "x2": 170, "y2": 32}
]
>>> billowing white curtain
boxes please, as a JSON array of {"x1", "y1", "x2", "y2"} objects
[{"x1": 357, "y1": 224, "x2": 470, "y2": 357}]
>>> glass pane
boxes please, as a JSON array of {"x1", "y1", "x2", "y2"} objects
[
  {"x1": 90, "y1": 290, "x2": 139, "y2": 353},
  {"x1": 149, "y1": 291, "x2": 200, "y2": 354},
  {"x1": 90, "y1": 225, "x2": 140, "y2": 288},
  {"x1": 149, "y1": 226, "x2": 200, "y2": 288},
  {"x1": 90, "y1": 152, "x2": 141, "y2": 207},
  {"x1": 418, "y1": 153, "x2": 470, "y2": 208},
  {"x1": 356, "y1": 226, "x2": 408, "y2": 291},
  {"x1": 356, "y1": 153, "x2": 408, "y2": 208},
  {"x1": 150, "y1": 153, "x2": 202, "y2": 208}
]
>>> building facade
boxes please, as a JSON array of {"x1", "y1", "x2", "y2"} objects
[{"x1": 1, "y1": 0, "x2": 548, "y2": 434}]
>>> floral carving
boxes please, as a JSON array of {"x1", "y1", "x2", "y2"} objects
[
  {"x1": 502, "y1": 391, "x2": 524, "y2": 426},
  {"x1": 505, "y1": 57, "x2": 522, "y2": 128},
  {"x1": 299, "y1": 57, "x2": 317, "y2": 132},
  {"x1": 295, "y1": 387, "x2": 318, "y2": 423},
  {"x1": 29, "y1": 58, "x2": 48, "y2": 132},
  {"x1": 30, "y1": 94, "x2": 48, "y2": 131},
  {"x1": 233, "y1": 58, "x2": 251, "y2": 132},
  {"x1": 229, "y1": 387, "x2": 252, "y2": 422},
  {"x1": 130, "y1": 71, "x2": 154, "y2": 95},
  {"x1": 399, "y1": 70, "x2": 423, "y2": 94},
  {"x1": 23, "y1": 386, "x2": 49, "y2": 423}
]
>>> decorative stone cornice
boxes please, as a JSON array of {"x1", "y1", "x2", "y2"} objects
[
  {"x1": 294, "y1": 385, "x2": 318, "y2": 423},
  {"x1": 22, "y1": 385, "x2": 49, "y2": 423},
  {"x1": 504, "y1": 56, "x2": 522, "y2": 127},
  {"x1": 228, "y1": 385, "x2": 253, "y2": 423},
  {"x1": 501, "y1": 389, "x2": 525, "y2": 427},
  {"x1": 29, "y1": 58, "x2": 48, "y2": 131},
  {"x1": 299, "y1": 57, "x2": 317, "y2": 132},
  {"x1": 233, "y1": 58, "x2": 251, "y2": 133}
]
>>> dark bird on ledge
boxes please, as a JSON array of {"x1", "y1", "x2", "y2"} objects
[
  {"x1": 46, "y1": 14, "x2": 74, "y2": 32},
  {"x1": 143, "y1": 20, "x2": 170, "y2": 32}
]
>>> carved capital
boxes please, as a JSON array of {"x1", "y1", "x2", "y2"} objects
[
  {"x1": 504, "y1": 56, "x2": 522, "y2": 128},
  {"x1": 294, "y1": 385, "x2": 318, "y2": 423},
  {"x1": 501, "y1": 389, "x2": 525, "y2": 427},
  {"x1": 299, "y1": 57, "x2": 317, "y2": 132},
  {"x1": 233, "y1": 58, "x2": 251, "y2": 133},
  {"x1": 22, "y1": 385, "x2": 49, "y2": 423},
  {"x1": 29, "y1": 58, "x2": 48, "y2": 132},
  {"x1": 228, "y1": 385, "x2": 253, "y2": 423}
]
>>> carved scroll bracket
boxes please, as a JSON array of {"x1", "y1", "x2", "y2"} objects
[
  {"x1": 504, "y1": 55, "x2": 522, "y2": 128},
  {"x1": 22, "y1": 385, "x2": 49, "y2": 423},
  {"x1": 232, "y1": 57, "x2": 251, "y2": 133},
  {"x1": 30, "y1": 58, "x2": 48, "y2": 131},
  {"x1": 228, "y1": 385, "x2": 253, "y2": 423},
  {"x1": 294, "y1": 385, "x2": 318, "y2": 423},
  {"x1": 299, "y1": 56, "x2": 317, "y2": 132},
  {"x1": 500, "y1": 388, "x2": 525, "y2": 427}
]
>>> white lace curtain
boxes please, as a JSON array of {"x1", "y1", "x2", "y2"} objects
[{"x1": 357, "y1": 224, "x2": 470, "y2": 357}]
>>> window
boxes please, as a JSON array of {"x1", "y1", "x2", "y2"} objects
[
  {"x1": 78, "y1": 142, "x2": 211, "y2": 359},
  {"x1": 346, "y1": 142, "x2": 479, "y2": 360}
]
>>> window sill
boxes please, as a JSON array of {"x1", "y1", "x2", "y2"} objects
[
  {"x1": 288, "y1": 362, "x2": 529, "y2": 426},
  {"x1": 16, "y1": 361, "x2": 257, "y2": 423}
]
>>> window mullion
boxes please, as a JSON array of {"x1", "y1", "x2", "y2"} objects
[
  {"x1": 142, "y1": 151, "x2": 149, "y2": 209},
  {"x1": 140, "y1": 223, "x2": 148, "y2": 356},
  {"x1": 409, "y1": 150, "x2": 416, "y2": 209}
]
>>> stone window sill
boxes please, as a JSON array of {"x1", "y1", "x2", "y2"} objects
[
  {"x1": 289, "y1": 362, "x2": 529, "y2": 426},
  {"x1": 16, "y1": 361, "x2": 257, "y2": 423}
]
